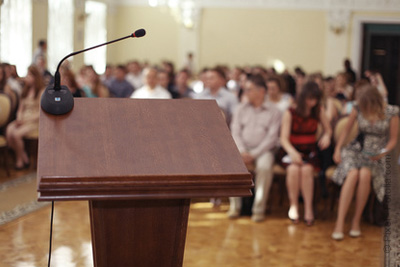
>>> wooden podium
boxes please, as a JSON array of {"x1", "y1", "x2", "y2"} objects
[{"x1": 37, "y1": 98, "x2": 252, "y2": 267}]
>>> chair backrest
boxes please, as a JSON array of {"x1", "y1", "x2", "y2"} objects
[
  {"x1": 0, "y1": 93, "x2": 12, "y2": 128},
  {"x1": 334, "y1": 116, "x2": 358, "y2": 146}
]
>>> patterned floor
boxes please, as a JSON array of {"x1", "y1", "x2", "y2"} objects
[
  {"x1": 384, "y1": 154, "x2": 400, "y2": 266},
  {"x1": 0, "y1": 172, "x2": 48, "y2": 225}
]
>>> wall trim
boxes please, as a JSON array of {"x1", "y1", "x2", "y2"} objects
[{"x1": 116, "y1": 0, "x2": 400, "y2": 12}]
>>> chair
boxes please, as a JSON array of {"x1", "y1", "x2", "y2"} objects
[
  {"x1": 241, "y1": 161, "x2": 285, "y2": 216},
  {"x1": 0, "y1": 93, "x2": 12, "y2": 176},
  {"x1": 24, "y1": 129, "x2": 39, "y2": 170}
]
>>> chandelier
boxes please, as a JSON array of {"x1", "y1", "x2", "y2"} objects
[{"x1": 148, "y1": 0, "x2": 200, "y2": 29}]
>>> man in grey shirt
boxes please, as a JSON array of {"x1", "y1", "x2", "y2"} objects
[
  {"x1": 193, "y1": 67, "x2": 238, "y2": 125},
  {"x1": 228, "y1": 74, "x2": 282, "y2": 222}
]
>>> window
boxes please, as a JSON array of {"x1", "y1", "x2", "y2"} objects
[
  {"x1": 84, "y1": 1, "x2": 107, "y2": 75},
  {"x1": 47, "y1": 0, "x2": 74, "y2": 73},
  {"x1": 0, "y1": 0, "x2": 32, "y2": 77}
]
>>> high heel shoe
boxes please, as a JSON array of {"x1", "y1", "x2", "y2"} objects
[
  {"x1": 14, "y1": 165, "x2": 24, "y2": 171},
  {"x1": 349, "y1": 230, "x2": 361, "y2": 237},
  {"x1": 304, "y1": 219, "x2": 314, "y2": 227},
  {"x1": 288, "y1": 206, "x2": 299, "y2": 224},
  {"x1": 331, "y1": 232, "x2": 344, "y2": 240}
]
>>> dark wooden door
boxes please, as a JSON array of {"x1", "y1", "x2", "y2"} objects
[{"x1": 361, "y1": 23, "x2": 400, "y2": 105}]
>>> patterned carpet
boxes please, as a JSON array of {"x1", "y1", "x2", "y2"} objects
[
  {"x1": 0, "y1": 172, "x2": 49, "y2": 225},
  {"x1": 385, "y1": 154, "x2": 400, "y2": 267}
]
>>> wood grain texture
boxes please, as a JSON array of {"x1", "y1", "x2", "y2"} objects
[
  {"x1": 89, "y1": 199, "x2": 190, "y2": 267},
  {"x1": 0, "y1": 200, "x2": 383, "y2": 267},
  {"x1": 37, "y1": 98, "x2": 252, "y2": 200}
]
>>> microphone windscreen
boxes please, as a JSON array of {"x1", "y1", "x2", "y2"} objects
[{"x1": 133, "y1": 29, "x2": 146, "y2": 38}]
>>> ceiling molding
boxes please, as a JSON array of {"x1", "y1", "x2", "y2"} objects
[{"x1": 115, "y1": 0, "x2": 400, "y2": 12}]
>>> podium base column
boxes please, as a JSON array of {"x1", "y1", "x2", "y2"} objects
[{"x1": 89, "y1": 199, "x2": 190, "y2": 267}]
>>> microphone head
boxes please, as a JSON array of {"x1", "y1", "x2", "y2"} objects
[{"x1": 132, "y1": 29, "x2": 146, "y2": 38}]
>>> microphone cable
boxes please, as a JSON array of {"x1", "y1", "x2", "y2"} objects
[{"x1": 48, "y1": 201, "x2": 55, "y2": 267}]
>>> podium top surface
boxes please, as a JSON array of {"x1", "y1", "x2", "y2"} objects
[{"x1": 37, "y1": 98, "x2": 252, "y2": 201}]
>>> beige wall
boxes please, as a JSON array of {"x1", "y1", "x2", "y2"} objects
[
  {"x1": 200, "y1": 8, "x2": 326, "y2": 73},
  {"x1": 107, "y1": 6, "x2": 180, "y2": 66},
  {"x1": 32, "y1": 1, "x2": 48, "y2": 60},
  {"x1": 109, "y1": 6, "x2": 327, "y2": 74},
  {"x1": 30, "y1": 3, "x2": 400, "y2": 76}
]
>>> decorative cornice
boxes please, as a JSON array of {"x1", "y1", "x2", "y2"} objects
[{"x1": 115, "y1": 0, "x2": 400, "y2": 11}]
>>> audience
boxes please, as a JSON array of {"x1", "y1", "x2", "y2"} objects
[
  {"x1": 126, "y1": 61, "x2": 143, "y2": 90},
  {"x1": 335, "y1": 72, "x2": 353, "y2": 100},
  {"x1": 158, "y1": 70, "x2": 178, "y2": 98},
  {"x1": 279, "y1": 81, "x2": 332, "y2": 226},
  {"x1": 34, "y1": 55, "x2": 53, "y2": 86},
  {"x1": 108, "y1": 65, "x2": 134, "y2": 98},
  {"x1": 131, "y1": 67, "x2": 171, "y2": 99},
  {"x1": 331, "y1": 85, "x2": 399, "y2": 240},
  {"x1": 183, "y1": 52, "x2": 195, "y2": 78},
  {"x1": 6, "y1": 65, "x2": 44, "y2": 170},
  {"x1": 341, "y1": 79, "x2": 369, "y2": 116},
  {"x1": 1, "y1": 57, "x2": 399, "y2": 243},
  {"x1": 2, "y1": 63, "x2": 23, "y2": 96},
  {"x1": 191, "y1": 67, "x2": 209, "y2": 94},
  {"x1": 265, "y1": 76, "x2": 293, "y2": 112},
  {"x1": 100, "y1": 64, "x2": 114, "y2": 89},
  {"x1": 343, "y1": 59, "x2": 356, "y2": 85},
  {"x1": 81, "y1": 65, "x2": 109, "y2": 98},
  {"x1": 226, "y1": 67, "x2": 243, "y2": 96},
  {"x1": 193, "y1": 67, "x2": 238, "y2": 125},
  {"x1": 364, "y1": 70, "x2": 388, "y2": 102},
  {"x1": 59, "y1": 66, "x2": 85, "y2": 97},
  {"x1": 32, "y1": 39, "x2": 47, "y2": 65},
  {"x1": 172, "y1": 69, "x2": 195, "y2": 99},
  {"x1": 161, "y1": 61, "x2": 176, "y2": 90},
  {"x1": 311, "y1": 74, "x2": 341, "y2": 197},
  {"x1": 294, "y1": 66, "x2": 306, "y2": 96},
  {"x1": 228, "y1": 74, "x2": 282, "y2": 222}
]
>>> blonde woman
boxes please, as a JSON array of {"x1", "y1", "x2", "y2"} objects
[
  {"x1": 6, "y1": 65, "x2": 44, "y2": 169},
  {"x1": 331, "y1": 85, "x2": 399, "y2": 240}
]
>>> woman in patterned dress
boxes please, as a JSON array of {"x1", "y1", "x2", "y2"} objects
[{"x1": 331, "y1": 85, "x2": 399, "y2": 240}]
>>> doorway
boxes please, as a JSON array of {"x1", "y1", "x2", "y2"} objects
[{"x1": 361, "y1": 23, "x2": 400, "y2": 105}]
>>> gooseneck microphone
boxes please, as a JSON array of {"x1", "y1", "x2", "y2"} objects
[{"x1": 41, "y1": 28, "x2": 146, "y2": 115}]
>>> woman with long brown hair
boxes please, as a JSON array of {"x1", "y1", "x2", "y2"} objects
[
  {"x1": 279, "y1": 81, "x2": 331, "y2": 226},
  {"x1": 60, "y1": 66, "x2": 85, "y2": 97},
  {"x1": 81, "y1": 65, "x2": 109, "y2": 98},
  {"x1": 6, "y1": 65, "x2": 44, "y2": 169},
  {"x1": 331, "y1": 85, "x2": 399, "y2": 240}
]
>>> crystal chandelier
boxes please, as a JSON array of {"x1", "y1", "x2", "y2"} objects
[{"x1": 148, "y1": 0, "x2": 200, "y2": 29}]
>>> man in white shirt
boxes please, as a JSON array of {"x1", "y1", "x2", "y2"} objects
[
  {"x1": 228, "y1": 74, "x2": 282, "y2": 222},
  {"x1": 126, "y1": 61, "x2": 144, "y2": 90},
  {"x1": 130, "y1": 67, "x2": 171, "y2": 99}
]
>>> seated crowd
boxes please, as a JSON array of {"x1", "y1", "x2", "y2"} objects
[{"x1": 0, "y1": 58, "x2": 398, "y2": 241}]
